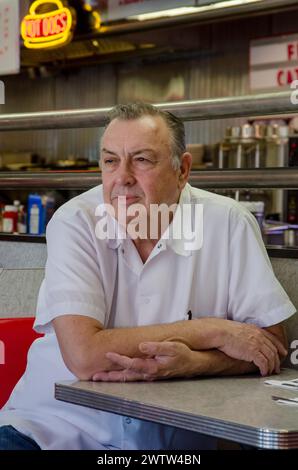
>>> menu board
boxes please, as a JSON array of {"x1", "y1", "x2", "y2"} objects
[{"x1": 0, "y1": 0, "x2": 20, "y2": 76}]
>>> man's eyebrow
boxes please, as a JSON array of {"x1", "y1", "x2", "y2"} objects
[
  {"x1": 101, "y1": 148, "x2": 118, "y2": 156},
  {"x1": 129, "y1": 149, "x2": 155, "y2": 156},
  {"x1": 101, "y1": 148, "x2": 156, "y2": 157}
]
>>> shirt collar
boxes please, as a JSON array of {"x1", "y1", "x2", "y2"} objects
[
  {"x1": 105, "y1": 184, "x2": 195, "y2": 257},
  {"x1": 162, "y1": 184, "x2": 193, "y2": 257},
  {"x1": 106, "y1": 212, "x2": 126, "y2": 250}
]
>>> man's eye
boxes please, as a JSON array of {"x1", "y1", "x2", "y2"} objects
[
  {"x1": 104, "y1": 159, "x2": 116, "y2": 164},
  {"x1": 133, "y1": 157, "x2": 153, "y2": 165}
]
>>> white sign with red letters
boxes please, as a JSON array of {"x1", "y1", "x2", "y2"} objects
[
  {"x1": 250, "y1": 34, "x2": 298, "y2": 90},
  {"x1": 0, "y1": 0, "x2": 20, "y2": 76}
]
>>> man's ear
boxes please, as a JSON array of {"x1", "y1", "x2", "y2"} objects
[{"x1": 178, "y1": 152, "x2": 192, "y2": 188}]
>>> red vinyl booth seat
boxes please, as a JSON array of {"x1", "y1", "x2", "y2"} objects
[{"x1": 0, "y1": 317, "x2": 43, "y2": 409}]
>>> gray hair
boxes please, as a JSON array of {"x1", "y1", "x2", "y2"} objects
[{"x1": 105, "y1": 102, "x2": 186, "y2": 170}]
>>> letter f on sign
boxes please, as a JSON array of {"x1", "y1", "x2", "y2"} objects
[{"x1": 288, "y1": 43, "x2": 295, "y2": 61}]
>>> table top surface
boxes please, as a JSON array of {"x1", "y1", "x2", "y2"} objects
[{"x1": 55, "y1": 368, "x2": 298, "y2": 449}]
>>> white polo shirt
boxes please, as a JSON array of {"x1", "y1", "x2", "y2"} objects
[{"x1": 0, "y1": 184, "x2": 295, "y2": 450}]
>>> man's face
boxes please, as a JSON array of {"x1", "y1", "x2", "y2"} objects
[{"x1": 101, "y1": 115, "x2": 185, "y2": 225}]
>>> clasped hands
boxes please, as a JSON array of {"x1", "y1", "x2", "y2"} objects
[
  {"x1": 92, "y1": 321, "x2": 287, "y2": 382},
  {"x1": 92, "y1": 341, "x2": 195, "y2": 382}
]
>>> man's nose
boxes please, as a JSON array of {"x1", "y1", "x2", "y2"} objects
[{"x1": 116, "y1": 161, "x2": 136, "y2": 186}]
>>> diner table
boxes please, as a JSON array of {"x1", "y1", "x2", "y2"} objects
[{"x1": 55, "y1": 368, "x2": 298, "y2": 449}]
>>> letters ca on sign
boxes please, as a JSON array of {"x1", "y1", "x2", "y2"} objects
[{"x1": 21, "y1": 0, "x2": 76, "y2": 50}]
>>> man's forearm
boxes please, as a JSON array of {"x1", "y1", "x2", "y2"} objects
[
  {"x1": 57, "y1": 316, "x2": 227, "y2": 380},
  {"x1": 54, "y1": 315, "x2": 285, "y2": 380},
  {"x1": 188, "y1": 349, "x2": 258, "y2": 377},
  {"x1": 83, "y1": 318, "x2": 221, "y2": 376},
  {"x1": 89, "y1": 324, "x2": 287, "y2": 382},
  {"x1": 101, "y1": 318, "x2": 220, "y2": 352},
  {"x1": 92, "y1": 318, "x2": 284, "y2": 375}
]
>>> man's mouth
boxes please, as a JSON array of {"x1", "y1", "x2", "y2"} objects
[{"x1": 113, "y1": 195, "x2": 141, "y2": 204}]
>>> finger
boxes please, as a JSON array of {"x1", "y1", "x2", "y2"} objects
[
  {"x1": 122, "y1": 370, "x2": 149, "y2": 381},
  {"x1": 105, "y1": 352, "x2": 134, "y2": 369},
  {"x1": 261, "y1": 339, "x2": 280, "y2": 374},
  {"x1": 259, "y1": 339, "x2": 278, "y2": 371},
  {"x1": 107, "y1": 352, "x2": 160, "y2": 375},
  {"x1": 155, "y1": 355, "x2": 173, "y2": 365},
  {"x1": 129, "y1": 357, "x2": 158, "y2": 374},
  {"x1": 261, "y1": 330, "x2": 287, "y2": 356},
  {"x1": 139, "y1": 341, "x2": 178, "y2": 356},
  {"x1": 274, "y1": 355, "x2": 281, "y2": 374},
  {"x1": 260, "y1": 343, "x2": 276, "y2": 375},
  {"x1": 262, "y1": 336, "x2": 278, "y2": 356},
  {"x1": 93, "y1": 370, "x2": 144, "y2": 382},
  {"x1": 253, "y1": 351, "x2": 269, "y2": 376},
  {"x1": 92, "y1": 371, "x2": 110, "y2": 381}
]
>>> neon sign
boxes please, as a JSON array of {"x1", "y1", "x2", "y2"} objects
[{"x1": 21, "y1": 0, "x2": 75, "y2": 50}]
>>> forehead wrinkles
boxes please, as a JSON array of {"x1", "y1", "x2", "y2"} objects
[{"x1": 101, "y1": 117, "x2": 172, "y2": 155}]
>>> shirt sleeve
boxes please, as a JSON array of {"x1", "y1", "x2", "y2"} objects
[
  {"x1": 34, "y1": 209, "x2": 107, "y2": 334},
  {"x1": 227, "y1": 207, "x2": 296, "y2": 327}
]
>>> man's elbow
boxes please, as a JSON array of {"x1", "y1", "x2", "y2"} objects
[
  {"x1": 61, "y1": 346, "x2": 108, "y2": 381},
  {"x1": 53, "y1": 316, "x2": 108, "y2": 380},
  {"x1": 71, "y1": 362, "x2": 94, "y2": 381},
  {"x1": 62, "y1": 353, "x2": 93, "y2": 380}
]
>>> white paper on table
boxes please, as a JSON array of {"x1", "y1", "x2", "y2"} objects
[
  {"x1": 265, "y1": 378, "x2": 298, "y2": 391},
  {"x1": 274, "y1": 397, "x2": 298, "y2": 406}
]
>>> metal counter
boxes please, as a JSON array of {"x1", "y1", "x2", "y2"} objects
[{"x1": 55, "y1": 368, "x2": 298, "y2": 449}]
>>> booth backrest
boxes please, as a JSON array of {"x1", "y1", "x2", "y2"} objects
[{"x1": 0, "y1": 317, "x2": 43, "y2": 408}]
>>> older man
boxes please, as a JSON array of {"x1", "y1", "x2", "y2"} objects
[{"x1": 0, "y1": 103, "x2": 295, "y2": 450}]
